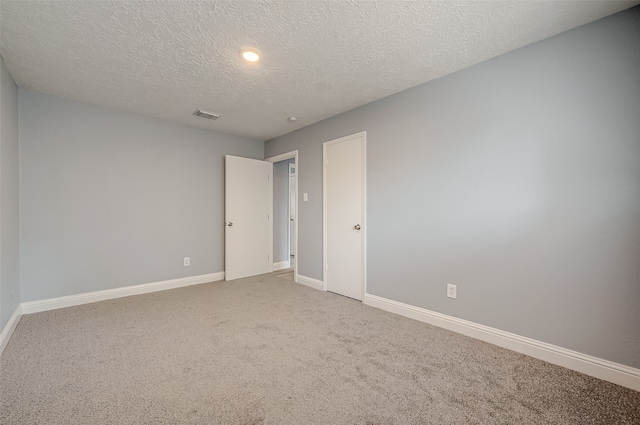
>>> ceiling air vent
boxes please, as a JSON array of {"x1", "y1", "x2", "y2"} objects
[{"x1": 194, "y1": 109, "x2": 221, "y2": 120}]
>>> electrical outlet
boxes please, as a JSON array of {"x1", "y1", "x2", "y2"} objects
[
  {"x1": 184, "y1": 257, "x2": 190, "y2": 267},
  {"x1": 447, "y1": 284, "x2": 457, "y2": 299}
]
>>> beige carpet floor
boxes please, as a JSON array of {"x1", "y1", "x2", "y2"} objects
[
  {"x1": 276, "y1": 268, "x2": 294, "y2": 281},
  {"x1": 1, "y1": 272, "x2": 638, "y2": 424}
]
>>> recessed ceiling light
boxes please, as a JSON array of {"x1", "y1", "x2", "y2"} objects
[{"x1": 242, "y1": 49, "x2": 261, "y2": 62}]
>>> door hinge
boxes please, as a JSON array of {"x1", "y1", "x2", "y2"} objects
[
  {"x1": 325, "y1": 159, "x2": 328, "y2": 166},
  {"x1": 325, "y1": 264, "x2": 328, "y2": 271}
]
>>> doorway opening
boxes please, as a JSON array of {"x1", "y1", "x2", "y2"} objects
[
  {"x1": 288, "y1": 162, "x2": 296, "y2": 266},
  {"x1": 266, "y1": 151, "x2": 298, "y2": 283}
]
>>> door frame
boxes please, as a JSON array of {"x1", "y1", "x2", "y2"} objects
[
  {"x1": 266, "y1": 150, "x2": 299, "y2": 284},
  {"x1": 322, "y1": 131, "x2": 367, "y2": 298}
]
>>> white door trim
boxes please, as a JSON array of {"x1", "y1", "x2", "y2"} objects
[
  {"x1": 323, "y1": 131, "x2": 367, "y2": 298},
  {"x1": 266, "y1": 150, "x2": 299, "y2": 284}
]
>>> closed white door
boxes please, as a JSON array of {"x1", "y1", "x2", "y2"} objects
[
  {"x1": 324, "y1": 132, "x2": 366, "y2": 300},
  {"x1": 225, "y1": 155, "x2": 273, "y2": 281}
]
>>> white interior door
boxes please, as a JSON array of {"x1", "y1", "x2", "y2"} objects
[
  {"x1": 288, "y1": 163, "x2": 296, "y2": 260},
  {"x1": 324, "y1": 132, "x2": 366, "y2": 300},
  {"x1": 225, "y1": 155, "x2": 273, "y2": 281}
]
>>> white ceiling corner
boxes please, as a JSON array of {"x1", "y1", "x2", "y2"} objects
[{"x1": 1, "y1": 1, "x2": 637, "y2": 141}]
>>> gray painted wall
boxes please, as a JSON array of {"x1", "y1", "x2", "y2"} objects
[
  {"x1": 273, "y1": 159, "x2": 294, "y2": 263},
  {"x1": 0, "y1": 56, "x2": 20, "y2": 332},
  {"x1": 20, "y1": 90, "x2": 263, "y2": 302},
  {"x1": 265, "y1": 7, "x2": 640, "y2": 368}
]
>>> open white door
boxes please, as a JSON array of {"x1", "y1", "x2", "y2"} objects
[
  {"x1": 225, "y1": 155, "x2": 273, "y2": 281},
  {"x1": 324, "y1": 132, "x2": 366, "y2": 300}
]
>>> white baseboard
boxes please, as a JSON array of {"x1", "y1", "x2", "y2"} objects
[
  {"x1": 364, "y1": 293, "x2": 640, "y2": 392},
  {"x1": 0, "y1": 304, "x2": 23, "y2": 355},
  {"x1": 297, "y1": 274, "x2": 324, "y2": 291},
  {"x1": 21, "y1": 272, "x2": 225, "y2": 315},
  {"x1": 273, "y1": 261, "x2": 291, "y2": 271}
]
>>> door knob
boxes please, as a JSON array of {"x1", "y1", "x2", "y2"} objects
[
  {"x1": 354, "y1": 224, "x2": 361, "y2": 230},
  {"x1": 227, "y1": 222, "x2": 233, "y2": 227}
]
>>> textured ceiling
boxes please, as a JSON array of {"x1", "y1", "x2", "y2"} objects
[{"x1": 1, "y1": 1, "x2": 637, "y2": 141}]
